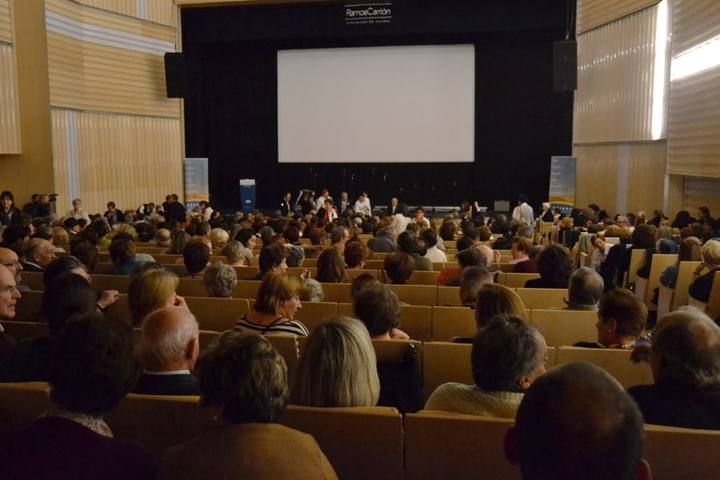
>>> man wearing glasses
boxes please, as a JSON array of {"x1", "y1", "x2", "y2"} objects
[{"x1": 0, "y1": 247, "x2": 30, "y2": 292}]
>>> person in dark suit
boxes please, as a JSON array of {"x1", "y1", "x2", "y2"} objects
[
  {"x1": 524, "y1": 245, "x2": 573, "y2": 289},
  {"x1": 0, "y1": 313, "x2": 154, "y2": 480},
  {"x1": 629, "y1": 309, "x2": 720, "y2": 430},
  {"x1": 385, "y1": 197, "x2": 408, "y2": 217},
  {"x1": 134, "y1": 306, "x2": 200, "y2": 396},
  {"x1": 21, "y1": 238, "x2": 56, "y2": 273},
  {"x1": 164, "y1": 194, "x2": 187, "y2": 224},
  {"x1": 0, "y1": 191, "x2": 22, "y2": 227},
  {"x1": 279, "y1": 192, "x2": 292, "y2": 217},
  {"x1": 689, "y1": 239, "x2": 720, "y2": 303}
]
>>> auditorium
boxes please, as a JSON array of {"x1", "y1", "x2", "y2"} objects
[{"x1": 1, "y1": 0, "x2": 720, "y2": 478}]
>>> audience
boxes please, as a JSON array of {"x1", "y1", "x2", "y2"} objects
[
  {"x1": 235, "y1": 273, "x2": 308, "y2": 336},
  {"x1": 316, "y1": 247, "x2": 347, "y2": 283},
  {"x1": 292, "y1": 317, "x2": 380, "y2": 407},
  {"x1": 565, "y1": 267, "x2": 604, "y2": 311},
  {"x1": 689, "y1": 239, "x2": 720, "y2": 303},
  {"x1": 458, "y1": 266, "x2": 493, "y2": 307},
  {"x1": 135, "y1": 307, "x2": 200, "y2": 396},
  {"x1": 629, "y1": 308, "x2": 720, "y2": 429},
  {"x1": 128, "y1": 267, "x2": 185, "y2": 326},
  {"x1": 158, "y1": 332, "x2": 337, "y2": 479},
  {"x1": 344, "y1": 240, "x2": 369, "y2": 269},
  {"x1": 398, "y1": 231, "x2": 432, "y2": 271},
  {"x1": 506, "y1": 362, "x2": 650, "y2": 480},
  {"x1": 0, "y1": 246, "x2": 29, "y2": 291},
  {"x1": 524, "y1": 244, "x2": 573, "y2": 289},
  {"x1": 510, "y1": 236, "x2": 533, "y2": 272},
  {"x1": 21, "y1": 238, "x2": 56, "y2": 272},
  {"x1": 222, "y1": 240, "x2": 248, "y2": 267},
  {"x1": 422, "y1": 228, "x2": 447, "y2": 263},
  {"x1": 384, "y1": 252, "x2": 415, "y2": 284},
  {"x1": 183, "y1": 240, "x2": 210, "y2": 278},
  {"x1": 575, "y1": 289, "x2": 647, "y2": 349},
  {"x1": 256, "y1": 243, "x2": 288, "y2": 280},
  {"x1": 426, "y1": 314, "x2": 546, "y2": 417},
  {"x1": 203, "y1": 262, "x2": 237, "y2": 298},
  {"x1": 109, "y1": 238, "x2": 137, "y2": 275},
  {"x1": 659, "y1": 237, "x2": 702, "y2": 289},
  {"x1": 0, "y1": 264, "x2": 20, "y2": 366}
]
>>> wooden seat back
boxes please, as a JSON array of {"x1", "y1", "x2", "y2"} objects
[
  {"x1": 673, "y1": 261, "x2": 702, "y2": 310},
  {"x1": 516, "y1": 288, "x2": 568, "y2": 309},
  {"x1": 437, "y1": 286, "x2": 462, "y2": 306},
  {"x1": 321, "y1": 283, "x2": 353, "y2": 303},
  {"x1": 644, "y1": 254, "x2": 678, "y2": 308},
  {"x1": 1, "y1": 321, "x2": 49, "y2": 340},
  {"x1": 387, "y1": 284, "x2": 437, "y2": 306},
  {"x1": 398, "y1": 305, "x2": 433, "y2": 340},
  {"x1": 497, "y1": 272, "x2": 540, "y2": 288},
  {"x1": 0, "y1": 382, "x2": 50, "y2": 429},
  {"x1": 293, "y1": 302, "x2": 339, "y2": 332},
  {"x1": 431, "y1": 306, "x2": 476, "y2": 341},
  {"x1": 529, "y1": 309, "x2": 598, "y2": 347},
  {"x1": 644, "y1": 424, "x2": 720, "y2": 480},
  {"x1": 14, "y1": 290, "x2": 44, "y2": 322},
  {"x1": 554, "y1": 346, "x2": 653, "y2": 388},
  {"x1": 627, "y1": 249, "x2": 647, "y2": 286}
]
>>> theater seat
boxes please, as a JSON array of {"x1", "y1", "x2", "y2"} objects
[
  {"x1": 0, "y1": 382, "x2": 50, "y2": 429},
  {"x1": 554, "y1": 347, "x2": 653, "y2": 388},
  {"x1": 644, "y1": 424, "x2": 720, "y2": 480},
  {"x1": 515, "y1": 288, "x2": 567, "y2": 309},
  {"x1": 529, "y1": 309, "x2": 597, "y2": 347}
]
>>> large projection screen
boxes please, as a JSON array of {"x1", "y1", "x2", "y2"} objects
[{"x1": 277, "y1": 45, "x2": 475, "y2": 164}]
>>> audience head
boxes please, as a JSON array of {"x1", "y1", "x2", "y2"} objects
[
  {"x1": 456, "y1": 246, "x2": 485, "y2": 270},
  {"x1": 316, "y1": 247, "x2": 346, "y2": 283},
  {"x1": 439, "y1": 221, "x2": 457, "y2": 241},
  {"x1": 476, "y1": 245, "x2": 495, "y2": 269},
  {"x1": 52, "y1": 227, "x2": 69, "y2": 247},
  {"x1": 128, "y1": 267, "x2": 180, "y2": 326},
  {"x1": 330, "y1": 226, "x2": 350, "y2": 246},
  {"x1": 253, "y1": 273, "x2": 302, "y2": 318},
  {"x1": 384, "y1": 252, "x2": 415, "y2": 284},
  {"x1": 183, "y1": 240, "x2": 210, "y2": 275},
  {"x1": 292, "y1": 317, "x2": 380, "y2": 407},
  {"x1": 472, "y1": 314, "x2": 546, "y2": 392},
  {"x1": 678, "y1": 237, "x2": 702, "y2": 262},
  {"x1": 631, "y1": 224, "x2": 658, "y2": 250},
  {"x1": 23, "y1": 238, "x2": 56, "y2": 269},
  {"x1": 168, "y1": 230, "x2": 191, "y2": 255},
  {"x1": 222, "y1": 240, "x2": 246, "y2": 266},
  {"x1": 596, "y1": 289, "x2": 648, "y2": 347},
  {"x1": 43, "y1": 255, "x2": 90, "y2": 287},
  {"x1": 258, "y1": 244, "x2": 288, "y2": 277},
  {"x1": 344, "y1": 240, "x2": 369, "y2": 269},
  {"x1": 511, "y1": 237, "x2": 533, "y2": 260},
  {"x1": 536, "y1": 244, "x2": 573, "y2": 287},
  {"x1": 0, "y1": 247, "x2": 22, "y2": 284},
  {"x1": 0, "y1": 264, "x2": 21, "y2": 320},
  {"x1": 139, "y1": 307, "x2": 200, "y2": 373},
  {"x1": 49, "y1": 314, "x2": 139, "y2": 417},
  {"x1": 350, "y1": 273, "x2": 381, "y2": 301},
  {"x1": 701, "y1": 239, "x2": 720, "y2": 267},
  {"x1": 567, "y1": 267, "x2": 604, "y2": 309},
  {"x1": 459, "y1": 266, "x2": 493, "y2": 306},
  {"x1": 41, "y1": 273, "x2": 98, "y2": 337},
  {"x1": 208, "y1": 228, "x2": 229, "y2": 249},
  {"x1": 300, "y1": 278, "x2": 324, "y2": 302},
  {"x1": 475, "y1": 284, "x2": 526, "y2": 330},
  {"x1": 70, "y1": 240, "x2": 98, "y2": 273},
  {"x1": 203, "y1": 262, "x2": 237, "y2": 298},
  {"x1": 507, "y1": 362, "x2": 649, "y2": 480},
  {"x1": 353, "y1": 284, "x2": 401, "y2": 338},
  {"x1": 651, "y1": 308, "x2": 720, "y2": 389},
  {"x1": 198, "y1": 332, "x2": 288, "y2": 423},
  {"x1": 397, "y1": 230, "x2": 419, "y2": 254},
  {"x1": 235, "y1": 228, "x2": 257, "y2": 250},
  {"x1": 456, "y1": 236, "x2": 475, "y2": 252},
  {"x1": 108, "y1": 237, "x2": 136, "y2": 266}
]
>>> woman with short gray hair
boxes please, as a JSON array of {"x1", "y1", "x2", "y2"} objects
[{"x1": 203, "y1": 262, "x2": 237, "y2": 298}]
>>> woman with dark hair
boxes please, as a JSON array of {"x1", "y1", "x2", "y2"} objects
[
  {"x1": 0, "y1": 191, "x2": 21, "y2": 227},
  {"x1": 524, "y1": 244, "x2": 573, "y2": 289},
  {"x1": 1, "y1": 313, "x2": 153, "y2": 479},
  {"x1": 158, "y1": 332, "x2": 337, "y2": 479},
  {"x1": 671, "y1": 210, "x2": 693, "y2": 229},
  {"x1": 631, "y1": 224, "x2": 658, "y2": 280},
  {"x1": 316, "y1": 248, "x2": 347, "y2": 283}
]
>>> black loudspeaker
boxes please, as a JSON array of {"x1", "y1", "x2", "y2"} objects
[
  {"x1": 553, "y1": 40, "x2": 577, "y2": 92},
  {"x1": 164, "y1": 52, "x2": 186, "y2": 98}
]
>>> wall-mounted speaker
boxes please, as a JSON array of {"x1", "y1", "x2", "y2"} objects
[
  {"x1": 553, "y1": 40, "x2": 577, "y2": 92},
  {"x1": 164, "y1": 52, "x2": 186, "y2": 98}
]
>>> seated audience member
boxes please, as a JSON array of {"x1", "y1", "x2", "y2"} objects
[
  {"x1": 437, "y1": 246, "x2": 486, "y2": 286},
  {"x1": 51, "y1": 227, "x2": 69, "y2": 251},
  {"x1": 439, "y1": 220, "x2": 458, "y2": 242},
  {"x1": 330, "y1": 226, "x2": 350, "y2": 254},
  {"x1": 43, "y1": 256, "x2": 120, "y2": 311},
  {"x1": 506, "y1": 362, "x2": 650, "y2": 480},
  {"x1": 398, "y1": 231, "x2": 433, "y2": 271},
  {"x1": 689, "y1": 239, "x2": 720, "y2": 303},
  {"x1": 129, "y1": 267, "x2": 184, "y2": 326},
  {"x1": 316, "y1": 248, "x2": 347, "y2": 283},
  {"x1": 300, "y1": 278, "x2": 324, "y2": 302},
  {"x1": 168, "y1": 230, "x2": 191, "y2": 255},
  {"x1": 354, "y1": 192, "x2": 372, "y2": 216},
  {"x1": 628, "y1": 308, "x2": 720, "y2": 429},
  {"x1": 524, "y1": 244, "x2": 573, "y2": 289},
  {"x1": 352, "y1": 284, "x2": 409, "y2": 341},
  {"x1": 452, "y1": 284, "x2": 527, "y2": 344},
  {"x1": 256, "y1": 243, "x2": 288, "y2": 280},
  {"x1": 1, "y1": 274, "x2": 99, "y2": 382},
  {"x1": 1, "y1": 314, "x2": 153, "y2": 480},
  {"x1": 235, "y1": 273, "x2": 307, "y2": 336},
  {"x1": 367, "y1": 226, "x2": 397, "y2": 253},
  {"x1": 158, "y1": 332, "x2": 336, "y2": 480},
  {"x1": 510, "y1": 237, "x2": 533, "y2": 272},
  {"x1": 660, "y1": 237, "x2": 702, "y2": 289},
  {"x1": 426, "y1": 315, "x2": 546, "y2": 417},
  {"x1": 590, "y1": 234, "x2": 610, "y2": 272},
  {"x1": 575, "y1": 288, "x2": 647, "y2": 349},
  {"x1": 0, "y1": 265, "x2": 20, "y2": 366},
  {"x1": 21, "y1": 238, "x2": 56, "y2": 272},
  {"x1": 183, "y1": 240, "x2": 210, "y2": 278},
  {"x1": 109, "y1": 238, "x2": 137, "y2": 275},
  {"x1": 285, "y1": 242, "x2": 305, "y2": 267},
  {"x1": 292, "y1": 317, "x2": 380, "y2": 407},
  {"x1": 456, "y1": 235, "x2": 475, "y2": 252},
  {"x1": 135, "y1": 307, "x2": 200, "y2": 396},
  {"x1": 344, "y1": 240, "x2": 369, "y2": 269},
  {"x1": 350, "y1": 273, "x2": 381, "y2": 301},
  {"x1": 0, "y1": 246, "x2": 29, "y2": 292},
  {"x1": 384, "y1": 252, "x2": 415, "y2": 284},
  {"x1": 458, "y1": 266, "x2": 493, "y2": 307},
  {"x1": 203, "y1": 262, "x2": 237, "y2": 298},
  {"x1": 154, "y1": 228, "x2": 171, "y2": 249},
  {"x1": 422, "y1": 228, "x2": 447, "y2": 263},
  {"x1": 70, "y1": 239, "x2": 99, "y2": 273},
  {"x1": 209, "y1": 228, "x2": 229, "y2": 250},
  {"x1": 414, "y1": 207, "x2": 431, "y2": 229},
  {"x1": 565, "y1": 267, "x2": 604, "y2": 311},
  {"x1": 317, "y1": 198, "x2": 338, "y2": 223},
  {"x1": 222, "y1": 240, "x2": 248, "y2": 267}
]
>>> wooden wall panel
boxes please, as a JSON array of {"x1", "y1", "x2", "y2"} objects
[
  {"x1": 684, "y1": 177, "x2": 720, "y2": 214},
  {"x1": 76, "y1": 0, "x2": 137, "y2": 18},
  {"x1": 575, "y1": 145, "x2": 620, "y2": 215},
  {"x1": 577, "y1": 0, "x2": 660, "y2": 34},
  {"x1": 0, "y1": 43, "x2": 21, "y2": 153},
  {"x1": 574, "y1": 6, "x2": 659, "y2": 144},
  {"x1": 0, "y1": 0, "x2": 12, "y2": 44},
  {"x1": 147, "y1": 0, "x2": 177, "y2": 26},
  {"x1": 671, "y1": 0, "x2": 720, "y2": 55},
  {"x1": 51, "y1": 109, "x2": 72, "y2": 208},
  {"x1": 626, "y1": 142, "x2": 668, "y2": 214}
]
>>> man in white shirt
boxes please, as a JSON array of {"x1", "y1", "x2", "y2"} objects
[
  {"x1": 315, "y1": 189, "x2": 330, "y2": 211},
  {"x1": 414, "y1": 207, "x2": 431, "y2": 229},
  {"x1": 338, "y1": 192, "x2": 351, "y2": 214},
  {"x1": 512, "y1": 195, "x2": 534, "y2": 225},
  {"x1": 354, "y1": 192, "x2": 372, "y2": 216},
  {"x1": 66, "y1": 198, "x2": 90, "y2": 223}
]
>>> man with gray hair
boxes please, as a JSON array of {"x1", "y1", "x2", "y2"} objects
[
  {"x1": 203, "y1": 262, "x2": 237, "y2": 298},
  {"x1": 628, "y1": 308, "x2": 720, "y2": 429},
  {"x1": 565, "y1": 267, "x2": 604, "y2": 311},
  {"x1": 134, "y1": 306, "x2": 200, "y2": 396}
]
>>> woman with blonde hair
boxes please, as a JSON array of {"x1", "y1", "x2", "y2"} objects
[
  {"x1": 475, "y1": 284, "x2": 527, "y2": 329},
  {"x1": 209, "y1": 228, "x2": 230, "y2": 250},
  {"x1": 292, "y1": 317, "x2": 380, "y2": 407},
  {"x1": 51, "y1": 227, "x2": 69, "y2": 249},
  {"x1": 128, "y1": 266, "x2": 184, "y2": 326},
  {"x1": 235, "y1": 273, "x2": 308, "y2": 336}
]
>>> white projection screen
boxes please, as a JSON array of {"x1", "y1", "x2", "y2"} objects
[{"x1": 277, "y1": 45, "x2": 475, "y2": 164}]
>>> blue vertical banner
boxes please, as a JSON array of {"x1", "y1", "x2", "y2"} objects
[
  {"x1": 184, "y1": 157, "x2": 209, "y2": 210},
  {"x1": 548, "y1": 156, "x2": 576, "y2": 210}
]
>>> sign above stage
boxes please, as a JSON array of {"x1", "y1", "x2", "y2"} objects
[{"x1": 345, "y1": 2, "x2": 392, "y2": 26}]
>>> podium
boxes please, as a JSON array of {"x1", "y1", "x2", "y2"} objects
[{"x1": 239, "y1": 179, "x2": 256, "y2": 213}]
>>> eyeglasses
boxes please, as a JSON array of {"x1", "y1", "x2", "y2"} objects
[{"x1": 2, "y1": 261, "x2": 19, "y2": 268}]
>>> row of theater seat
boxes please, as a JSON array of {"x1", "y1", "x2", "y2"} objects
[{"x1": 0, "y1": 382, "x2": 716, "y2": 480}]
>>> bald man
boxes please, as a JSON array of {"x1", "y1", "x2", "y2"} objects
[
  {"x1": 629, "y1": 308, "x2": 720, "y2": 429},
  {"x1": 506, "y1": 362, "x2": 651, "y2": 480},
  {"x1": 21, "y1": 238, "x2": 56, "y2": 272},
  {"x1": 0, "y1": 247, "x2": 29, "y2": 292},
  {"x1": 154, "y1": 228, "x2": 171, "y2": 248},
  {"x1": 134, "y1": 306, "x2": 200, "y2": 396},
  {"x1": 0, "y1": 264, "x2": 21, "y2": 365}
]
